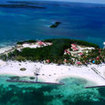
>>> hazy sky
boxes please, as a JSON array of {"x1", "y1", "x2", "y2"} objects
[
  {"x1": 45, "y1": 0, "x2": 105, "y2": 4},
  {"x1": 1, "y1": 0, "x2": 105, "y2": 4}
]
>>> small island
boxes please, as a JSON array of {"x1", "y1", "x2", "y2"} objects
[
  {"x1": 50, "y1": 22, "x2": 61, "y2": 28},
  {"x1": 0, "y1": 39, "x2": 105, "y2": 87},
  {"x1": 0, "y1": 3, "x2": 46, "y2": 9}
]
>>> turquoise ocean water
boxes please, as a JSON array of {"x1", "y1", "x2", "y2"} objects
[
  {"x1": 1, "y1": 76, "x2": 105, "y2": 105},
  {"x1": 0, "y1": 0, "x2": 105, "y2": 105}
]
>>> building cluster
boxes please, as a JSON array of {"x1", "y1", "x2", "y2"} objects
[{"x1": 16, "y1": 41, "x2": 52, "y2": 51}]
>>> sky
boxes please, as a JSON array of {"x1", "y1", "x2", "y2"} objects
[
  {"x1": 46, "y1": 0, "x2": 105, "y2": 4},
  {"x1": 0, "y1": 0, "x2": 105, "y2": 4}
]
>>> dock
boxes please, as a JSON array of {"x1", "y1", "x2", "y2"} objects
[
  {"x1": 85, "y1": 67, "x2": 105, "y2": 88},
  {"x1": 91, "y1": 67, "x2": 105, "y2": 80},
  {"x1": 7, "y1": 79, "x2": 64, "y2": 85},
  {"x1": 85, "y1": 85, "x2": 105, "y2": 88}
]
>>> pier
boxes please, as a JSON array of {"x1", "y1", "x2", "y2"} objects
[
  {"x1": 85, "y1": 85, "x2": 105, "y2": 88},
  {"x1": 7, "y1": 79, "x2": 64, "y2": 85},
  {"x1": 91, "y1": 67, "x2": 105, "y2": 80},
  {"x1": 85, "y1": 67, "x2": 105, "y2": 88}
]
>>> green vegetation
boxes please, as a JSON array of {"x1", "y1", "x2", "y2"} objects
[
  {"x1": 1, "y1": 39, "x2": 103, "y2": 65},
  {"x1": 43, "y1": 39, "x2": 99, "y2": 48},
  {"x1": 17, "y1": 40, "x2": 36, "y2": 45}
]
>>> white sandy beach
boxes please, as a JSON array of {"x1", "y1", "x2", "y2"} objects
[
  {"x1": 0, "y1": 46, "x2": 14, "y2": 54},
  {"x1": 0, "y1": 44, "x2": 105, "y2": 87},
  {"x1": 0, "y1": 60, "x2": 105, "y2": 86}
]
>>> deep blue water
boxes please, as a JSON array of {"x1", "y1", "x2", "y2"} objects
[
  {"x1": 0, "y1": 0, "x2": 105, "y2": 47},
  {"x1": 0, "y1": 0, "x2": 105, "y2": 105}
]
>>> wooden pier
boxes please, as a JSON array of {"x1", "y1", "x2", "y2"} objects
[
  {"x1": 85, "y1": 67, "x2": 105, "y2": 88},
  {"x1": 7, "y1": 79, "x2": 64, "y2": 85},
  {"x1": 85, "y1": 85, "x2": 105, "y2": 88},
  {"x1": 91, "y1": 67, "x2": 105, "y2": 80}
]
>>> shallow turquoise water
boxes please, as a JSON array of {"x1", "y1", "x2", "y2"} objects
[{"x1": 0, "y1": 76, "x2": 105, "y2": 105}]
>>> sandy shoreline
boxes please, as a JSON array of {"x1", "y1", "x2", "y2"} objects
[
  {"x1": 0, "y1": 46, "x2": 14, "y2": 54},
  {"x1": 0, "y1": 45, "x2": 105, "y2": 86},
  {"x1": 0, "y1": 60, "x2": 105, "y2": 86}
]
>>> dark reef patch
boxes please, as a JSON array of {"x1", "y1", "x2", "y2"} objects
[
  {"x1": 50, "y1": 22, "x2": 61, "y2": 28},
  {"x1": 0, "y1": 2, "x2": 46, "y2": 9}
]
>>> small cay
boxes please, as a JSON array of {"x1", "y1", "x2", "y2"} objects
[
  {"x1": 50, "y1": 22, "x2": 61, "y2": 28},
  {"x1": 0, "y1": 3, "x2": 46, "y2": 9}
]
